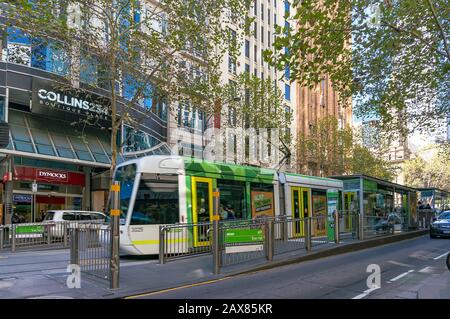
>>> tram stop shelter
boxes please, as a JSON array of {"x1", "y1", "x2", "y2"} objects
[
  {"x1": 417, "y1": 188, "x2": 450, "y2": 213},
  {"x1": 330, "y1": 175, "x2": 418, "y2": 237}
]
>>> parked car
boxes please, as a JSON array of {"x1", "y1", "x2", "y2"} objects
[
  {"x1": 430, "y1": 211, "x2": 450, "y2": 239},
  {"x1": 42, "y1": 210, "x2": 106, "y2": 238}
]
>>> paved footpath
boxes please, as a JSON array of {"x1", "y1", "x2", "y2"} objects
[{"x1": 1, "y1": 230, "x2": 446, "y2": 299}]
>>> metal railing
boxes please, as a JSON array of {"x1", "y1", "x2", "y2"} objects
[
  {"x1": 362, "y1": 215, "x2": 407, "y2": 238},
  {"x1": 158, "y1": 210, "x2": 419, "y2": 273},
  {"x1": 310, "y1": 215, "x2": 332, "y2": 248},
  {"x1": 273, "y1": 216, "x2": 306, "y2": 255},
  {"x1": 159, "y1": 221, "x2": 212, "y2": 263},
  {"x1": 0, "y1": 221, "x2": 103, "y2": 252},
  {"x1": 220, "y1": 218, "x2": 267, "y2": 266},
  {"x1": 70, "y1": 223, "x2": 111, "y2": 281},
  {"x1": 338, "y1": 210, "x2": 359, "y2": 240}
]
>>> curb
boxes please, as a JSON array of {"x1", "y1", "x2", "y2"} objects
[{"x1": 119, "y1": 229, "x2": 428, "y2": 299}]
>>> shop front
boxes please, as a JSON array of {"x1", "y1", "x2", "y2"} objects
[{"x1": 9, "y1": 166, "x2": 85, "y2": 223}]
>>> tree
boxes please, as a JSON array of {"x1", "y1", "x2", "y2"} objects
[
  {"x1": 219, "y1": 73, "x2": 293, "y2": 168},
  {"x1": 264, "y1": 0, "x2": 449, "y2": 144},
  {"x1": 297, "y1": 116, "x2": 353, "y2": 176},
  {"x1": 404, "y1": 155, "x2": 450, "y2": 191},
  {"x1": 4, "y1": 0, "x2": 249, "y2": 188},
  {"x1": 297, "y1": 115, "x2": 395, "y2": 180}
]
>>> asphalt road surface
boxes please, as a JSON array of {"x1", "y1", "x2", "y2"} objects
[{"x1": 130, "y1": 235, "x2": 450, "y2": 299}]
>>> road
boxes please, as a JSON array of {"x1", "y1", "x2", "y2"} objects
[{"x1": 130, "y1": 235, "x2": 450, "y2": 299}]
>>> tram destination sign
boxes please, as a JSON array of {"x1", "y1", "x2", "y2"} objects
[{"x1": 32, "y1": 78, "x2": 111, "y2": 124}]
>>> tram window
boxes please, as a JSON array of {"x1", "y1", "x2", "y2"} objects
[
  {"x1": 130, "y1": 174, "x2": 179, "y2": 225},
  {"x1": 217, "y1": 180, "x2": 246, "y2": 220}
]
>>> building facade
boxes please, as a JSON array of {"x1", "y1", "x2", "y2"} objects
[
  {"x1": 0, "y1": 8, "x2": 169, "y2": 224},
  {"x1": 295, "y1": 76, "x2": 353, "y2": 175},
  {"x1": 168, "y1": 0, "x2": 297, "y2": 169}
]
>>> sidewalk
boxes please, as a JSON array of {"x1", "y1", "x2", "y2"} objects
[{"x1": 0, "y1": 230, "x2": 428, "y2": 299}]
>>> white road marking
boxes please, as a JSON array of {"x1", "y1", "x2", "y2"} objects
[
  {"x1": 388, "y1": 260, "x2": 414, "y2": 267},
  {"x1": 352, "y1": 287, "x2": 380, "y2": 299},
  {"x1": 418, "y1": 266, "x2": 434, "y2": 274},
  {"x1": 387, "y1": 270, "x2": 415, "y2": 283},
  {"x1": 433, "y1": 251, "x2": 450, "y2": 260}
]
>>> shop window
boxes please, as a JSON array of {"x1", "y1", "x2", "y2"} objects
[{"x1": 218, "y1": 180, "x2": 247, "y2": 220}]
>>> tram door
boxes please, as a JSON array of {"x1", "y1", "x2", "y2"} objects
[
  {"x1": 291, "y1": 187, "x2": 311, "y2": 237},
  {"x1": 191, "y1": 177, "x2": 213, "y2": 246}
]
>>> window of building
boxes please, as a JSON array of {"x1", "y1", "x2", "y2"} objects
[
  {"x1": 254, "y1": 0, "x2": 257, "y2": 16},
  {"x1": 285, "y1": 65, "x2": 290, "y2": 80},
  {"x1": 268, "y1": 9, "x2": 271, "y2": 25},
  {"x1": 245, "y1": 63, "x2": 250, "y2": 73},
  {"x1": 284, "y1": 0, "x2": 290, "y2": 15},
  {"x1": 268, "y1": 31, "x2": 271, "y2": 46},
  {"x1": 261, "y1": 26, "x2": 264, "y2": 44},
  {"x1": 80, "y1": 49, "x2": 98, "y2": 86},
  {"x1": 261, "y1": 4, "x2": 264, "y2": 20},
  {"x1": 285, "y1": 83, "x2": 290, "y2": 101},
  {"x1": 254, "y1": 44, "x2": 257, "y2": 62},
  {"x1": 228, "y1": 55, "x2": 237, "y2": 74},
  {"x1": 254, "y1": 22, "x2": 258, "y2": 39},
  {"x1": 245, "y1": 39, "x2": 250, "y2": 58}
]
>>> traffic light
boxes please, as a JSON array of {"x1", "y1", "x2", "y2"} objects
[{"x1": 0, "y1": 121, "x2": 10, "y2": 149}]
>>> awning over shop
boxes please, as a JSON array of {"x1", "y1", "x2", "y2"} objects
[{"x1": 5, "y1": 110, "x2": 124, "y2": 167}]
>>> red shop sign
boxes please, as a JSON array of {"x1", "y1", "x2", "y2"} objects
[
  {"x1": 13, "y1": 166, "x2": 85, "y2": 186},
  {"x1": 36, "y1": 169, "x2": 68, "y2": 183}
]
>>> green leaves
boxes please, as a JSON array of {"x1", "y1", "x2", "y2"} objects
[{"x1": 266, "y1": 0, "x2": 449, "y2": 146}]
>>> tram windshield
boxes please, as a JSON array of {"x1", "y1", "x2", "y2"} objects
[
  {"x1": 130, "y1": 173, "x2": 179, "y2": 225},
  {"x1": 115, "y1": 164, "x2": 137, "y2": 223}
]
